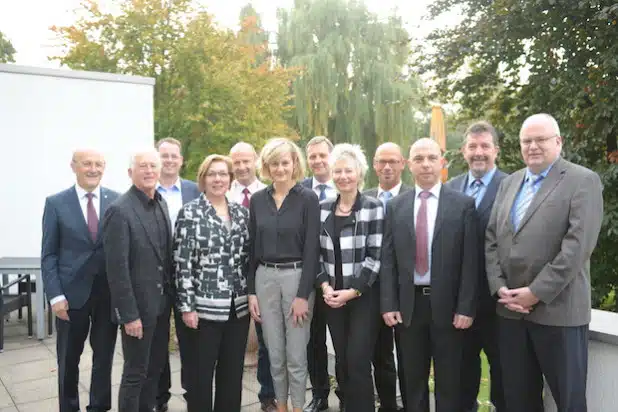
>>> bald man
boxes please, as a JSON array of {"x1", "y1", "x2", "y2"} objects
[
  {"x1": 42, "y1": 149, "x2": 120, "y2": 412},
  {"x1": 380, "y1": 138, "x2": 480, "y2": 412}
]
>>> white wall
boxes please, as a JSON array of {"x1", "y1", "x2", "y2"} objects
[{"x1": 0, "y1": 64, "x2": 155, "y2": 258}]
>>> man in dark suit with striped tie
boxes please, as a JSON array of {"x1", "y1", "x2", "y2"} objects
[
  {"x1": 42, "y1": 149, "x2": 120, "y2": 412},
  {"x1": 445, "y1": 122, "x2": 507, "y2": 412}
]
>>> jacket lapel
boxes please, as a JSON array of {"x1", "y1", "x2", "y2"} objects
[
  {"x1": 432, "y1": 186, "x2": 446, "y2": 243},
  {"x1": 68, "y1": 187, "x2": 92, "y2": 243},
  {"x1": 130, "y1": 193, "x2": 164, "y2": 264},
  {"x1": 503, "y1": 170, "x2": 526, "y2": 234},
  {"x1": 405, "y1": 190, "x2": 417, "y2": 242},
  {"x1": 96, "y1": 188, "x2": 111, "y2": 243},
  {"x1": 477, "y1": 171, "x2": 501, "y2": 216}
]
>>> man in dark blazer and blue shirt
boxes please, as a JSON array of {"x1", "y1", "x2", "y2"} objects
[
  {"x1": 41, "y1": 149, "x2": 119, "y2": 412},
  {"x1": 154, "y1": 137, "x2": 200, "y2": 412},
  {"x1": 445, "y1": 121, "x2": 507, "y2": 412},
  {"x1": 381, "y1": 138, "x2": 480, "y2": 412},
  {"x1": 364, "y1": 142, "x2": 409, "y2": 412},
  {"x1": 102, "y1": 148, "x2": 174, "y2": 412}
]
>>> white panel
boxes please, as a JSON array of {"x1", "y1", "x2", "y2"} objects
[{"x1": 0, "y1": 65, "x2": 154, "y2": 258}]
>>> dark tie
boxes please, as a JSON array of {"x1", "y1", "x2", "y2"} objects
[
  {"x1": 317, "y1": 184, "x2": 327, "y2": 201},
  {"x1": 242, "y1": 188, "x2": 250, "y2": 208},
  {"x1": 415, "y1": 191, "x2": 430, "y2": 275},
  {"x1": 86, "y1": 192, "x2": 98, "y2": 242}
]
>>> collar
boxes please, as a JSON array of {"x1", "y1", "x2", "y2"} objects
[
  {"x1": 156, "y1": 178, "x2": 181, "y2": 192},
  {"x1": 131, "y1": 185, "x2": 162, "y2": 206},
  {"x1": 467, "y1": 166, "x2": 497, "y2": 189},
  {"x1": 415, "y1": 182, "x2": 441, "y2": 199},
  {"x1": 378, "y1": 181, "x2": 402, "y2": 197},
  {"x1": 75, "y1": 184, "x2": 101, "y2": 200},
  {"x1": 312, "y1": 177, "x2": 334, "y2": 190},
  {"x1": 232, "y1": 178, "x2": 263, "y2": 194},
  {"x1": 266, "y1": 182, "x2": 303, "y2": 195},
  {"x1": 526, "y1": 157, "x2": 560, "y2": 181},
  {"x1": 331, "y1": 192, "x2": 363, "y2": 213}
]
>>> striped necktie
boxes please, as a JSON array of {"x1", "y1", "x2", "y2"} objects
[
  {"x1": 468, "y1": 179, "x2": 483, "y2": 208},
  {"x1": 514, "y1": 174, "x2": 543, "y2": 230}
]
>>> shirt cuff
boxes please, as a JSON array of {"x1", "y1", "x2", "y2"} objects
[{"x1": 50, "y1": 295, "x2": 67, "y2": 305}]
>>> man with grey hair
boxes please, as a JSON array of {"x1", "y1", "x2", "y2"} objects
[
  {"x1": 445, "y1": 121, "x2": 507, "y2": 412},
  {"x1": 103, "y1": 148, "x2": 174, "y2": 412},
  {"x1": 486, "y1": 113, "x2": 603, "y2": 411}
]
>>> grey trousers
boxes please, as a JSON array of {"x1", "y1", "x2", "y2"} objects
[{"x1": 256, "y1": 265, "x2": 315, "y2": 408}]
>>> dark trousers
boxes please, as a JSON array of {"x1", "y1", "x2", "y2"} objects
[
  {"x1": 255, "y1": 321, "x2": 276, "y2": 402},
  {"x1": 499, "y1": 317, "x2": 588, "y2": 412},
  {"x1": 373, "y1": 322, "x2": 399, "y2": 411},
  {"x1": 157, "y1": 305, "x2": 190, "y2": 406},
  {"x1": 396, "y1": 291, "x2": 463, "y2": 412},
  {"x1": 118, "y1": 297, "x2": 171, "y2": 412},
  {"x1": 308, "y1": 288, "x2": 341, "y2": 400},
  {"x1": 184, "y1": 314, "x2": 250, "y2": 412},
  {"x1": 328, "y1": 286, "x2": 380, "y2": 412},
  {"x1": 56, "y1": 276, "x2": 118, "y2": 412},
  {"x1": 460, "y1": 305, "x2": 504, "y2": 412}
]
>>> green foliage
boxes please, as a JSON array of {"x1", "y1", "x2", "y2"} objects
[
  {"x1": 419, "y1": 0, "x2": 618, "y2": 309},
  {"x1": 50, "y1": 0, "x2": 297, "y2": 178},
  {"x1": 0, "y1": 30, "x2": 16, "y2": 63}
]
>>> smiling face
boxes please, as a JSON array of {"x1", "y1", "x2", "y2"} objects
[
  {"x1": 129, "y1": 151, "x2": 161, "y2": 195},
  {"x1": 230, "y1": 147, "x2": 257, "y2": 186},
  {"x1": 203, "y1": 160, "x2": 231, "y2": 198},
  {"x1": 373, "y1": 143, "x2": 405, "y2": 189},
  {"x1": 157, "y1": 141, "x2": 183, "y2": 179},
  {"x1": 332, "y1": 157, "x2": 360, "y2": 194},
  {"x1": 520, "y1": 118, "x2": 562, "y2": 174},
  {"x1": 71, "y1": 150, "x2": 105, "y2": 191},
  {"x1": 268, "y1": 151, "x2": 295, "y2": 184},
  {"x1": 307, "y1": 141, "x2": 331, "y2": 182},
  {"x1": 462, "y1": 131, "x2": 499, "y2": 178},
  {"x1": 408, "y1": 139, "x2": 445, "y2": 190}
]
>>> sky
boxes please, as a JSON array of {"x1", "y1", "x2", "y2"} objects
[{"x1": 0, "y1": 0, "x2": 455, "y2": 69}]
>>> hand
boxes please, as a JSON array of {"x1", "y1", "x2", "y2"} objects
[
  {"x1": 453, "y1": 314, "x2": 474, "y2": 329},
  {"x1": 182, "y1": 311, "x2": 199, "y2": 329},
  {"x1": 498, "y1": 287, "x2": 539, "y2": 314},
  {"x1": 322, "y1": 285, "x2": 335, "y2": 300},
  {"x1": 289, "y1": 297, "x2": 309, "y2": 327},
  {"x1": 248, "y1": 295, "x2": 261, "y2": 323},
  {"x1": 51, "y1": 299, "x2": 70, "y2": 321},
  {"x1": 382, "y1": 311, "x2": 402, "y2": 327},
  {"x1": 325, "y1": 289, "x2": 356, "y2": 308},
  {"x1": 124, "y1": 319, "x2": 143, "y2": 339}
]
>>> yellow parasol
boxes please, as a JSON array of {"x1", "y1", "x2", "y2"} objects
[{"x1": 430, "y1": 105, "x2": 448, "y2": 182}]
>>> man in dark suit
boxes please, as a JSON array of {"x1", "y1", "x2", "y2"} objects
[
  {"x1": 154, "y1": 137, "x2": 200, "y2": 412},
  {"x1": 102, "y1": 148, "x2": 174, "y2": 412},
  {"x1": 445, "y1": 121, "x2": 507, "y2": 412},
  {"x1": 42, "y1": 149, "x2": 119, "y2": 412},
  {"x1": 381, "y1": 138, "x2": 480, "y2": 412},
  {"x1": 364, "y1": 142, "x2": 409, "y2": 412},
  {"x1": 302, "y1": 136, "x2": 339, "y2": 412},
  {"x1": 486, "y1": 113, "x2": 603, "y2": 412}
]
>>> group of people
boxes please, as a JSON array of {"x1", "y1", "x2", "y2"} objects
[{"x1": 40, "y1": 112, "x2": 603, "y2": 412}]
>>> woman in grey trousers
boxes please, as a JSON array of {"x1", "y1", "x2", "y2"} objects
[{"x1": 248, "y1": 138, "x2": 321, "y2": 412}]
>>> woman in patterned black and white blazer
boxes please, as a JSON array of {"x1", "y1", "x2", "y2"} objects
[
  {"x1": 317, "y1": 143, "x2": 384, "y2": 412},
  {"x1": 173, "y1": 154, "x2": 250, "y2": 412}
]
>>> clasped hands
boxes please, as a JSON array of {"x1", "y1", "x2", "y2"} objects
[
  {"x1": 497, "y1": 286, "x2": 539, "y2": 314},
  {"x1": 321, "y1": 285, "x2": 358, "y2": 308}
]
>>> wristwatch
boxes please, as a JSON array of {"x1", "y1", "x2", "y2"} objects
[{"x1": 353, "y1": 289, "x2": 362, "y2": 297}]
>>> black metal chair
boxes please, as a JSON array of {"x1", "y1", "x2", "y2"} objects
[{"x1": 0, "y1": 274, "x2": 33, "y2": 352}]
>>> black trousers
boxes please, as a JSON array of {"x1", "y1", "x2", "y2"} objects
[
  {"x1": 499, "y1": 317, "x2": 588, "y2": 412},
  {"x1": 328, "y1": 286, "x2": 380, "y2": 412},
  {"x1": 373, "y1": 322, "x2": 400, "y2": 411},
  {"x1": 118, "y1": 296, "x2": 171, "y2": 412},
  {"x1": 395, "y1": 291, "x2": 463, "y2": 412},
  {"x1": 157, "y1": 305, "x2": 190, "y2": 406},
  {"x1": 308, "y1": 287, "x2": 340, "y2": 400},
  {"x1": 184, "y1": 314, "x2": 250, "y2": 412},
  {"x1": 460, "y1": 305, "x2": 504, "y2": 412},
  {"x1": 56, "y1": 275, "x2": 118, "y2": 412}
]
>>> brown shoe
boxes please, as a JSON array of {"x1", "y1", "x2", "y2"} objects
[{"x1": 261, "y1": 398, "x2": 278, "y2": 412}]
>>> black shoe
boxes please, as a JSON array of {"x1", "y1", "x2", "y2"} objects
[
  {"x1": 339, "y1": 399, "x2": 346, "y2": 412},
  {"x1": 156, "y1": 404, "x2": 169, "y2": 412},
  {"x1": 260, "y1": 398, "x2": 278, "y2": 412},
  {"x1": 303, "y1": 397, "x2": 329, "y2": 412}
]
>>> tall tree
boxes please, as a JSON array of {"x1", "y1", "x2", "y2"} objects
[
  {"x1": 276, "y1": 0, "x2": 425, "y2": 183},
  {"x1": 418, "y1": 0, "x2": 618, "y2": 308},
  {"x1": 238, "y1": 3, "x2": 269, "y2": 67},
  {"x1": 50, "y1": 0, "x2": 296, "y2": 175},
  {"x1": 0, "y1": 31, "x2": 16, "y2": 63}
]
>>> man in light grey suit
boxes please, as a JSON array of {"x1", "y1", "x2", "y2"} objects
[{"x1": 486, "y1": 113, "x2": 603, "y2": 412}]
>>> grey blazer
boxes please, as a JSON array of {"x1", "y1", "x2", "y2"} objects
[{"x1": 485, "y1": 157, "x2": 603, "y2": 326}]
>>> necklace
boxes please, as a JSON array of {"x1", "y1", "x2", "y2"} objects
[{"x1": 337, "y1": 203, "x2": 353, "y2": 214}]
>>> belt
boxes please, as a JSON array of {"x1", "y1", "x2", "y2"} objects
[
  {"x1": 261, "y1": 261, "x2": 303, "y2": 270},
  {"x1": 415, "y1": 286, "x2": 431, "y2": 296}
]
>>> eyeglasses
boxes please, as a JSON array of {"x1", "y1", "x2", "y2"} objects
[
  {"x1": 376, "y1": 159, "x2": 401, "y2": 167},
  {"x1": 520, "y1": 135, "x2": 558, "y2": 147},
  {"x1": 206, "y1": 171, "x2": 230, "y2": 178}
]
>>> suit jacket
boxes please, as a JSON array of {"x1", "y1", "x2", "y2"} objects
[
  {"x1": 380, "y1": 185, "x2": 480, "y2": 327},
  {"x1": 102, "y1": 186, "x2": 174, "y2": 327},
  {"x1": 363, "y1": 183, "x2": 413, "y2": 200},
  {"x1": 180, "y1": 178, "x2": 200, "y2": 204},
  {"x1": 446, "y1": 169, "x2": 507, "y2": 312},
  {"x1": 301, "y1": 177, "x2": 312, "y2": 189},
  {"x1": 41, "y1": 186, "x2": 119, "y2": 309},
  {"x1": 485, "y1": 157, "x2": 603, "y2": 326}
]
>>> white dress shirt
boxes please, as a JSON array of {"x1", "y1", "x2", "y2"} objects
[
  {"x1": 156, "y1": 178, "x2": 183, "y2": 229},
  {"x1": 228, "y1": 178, "x2": 267, "y2": 204},
  {"x1": 51, "y1": 184, "x2": 102, "y2": 306},
  {"x1": 413, "y1": 182, "x2": 441, "y2": 285},
  {"x1": 377, "y1": 181, "x2": 403, "y2": 198},
  {"x1": 311, "y1": 177, "x2": 337, "y2": 200}
]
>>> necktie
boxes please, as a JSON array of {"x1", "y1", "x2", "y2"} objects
[
  {"x1": 86, "y1": 192, "x2": 98, "y2": 242},
  {"x1": 514, "y1": 174, "x2": 543, "y2": 230},
  {"x1": 242, "y1": 188, "x2": 250, "y2": 208},
  {"x1": 469, "y1": 179, "x2": 483, "y2": 208},
  {"x1": 317, "y1": 184, "x2": 327, "y2": 201},
  {"x1": 379, "y1": 191, "x2": 393, "y2": 213},
  {"x1": 415, "y1": 191, "x2": 430, "y2": 275}
]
